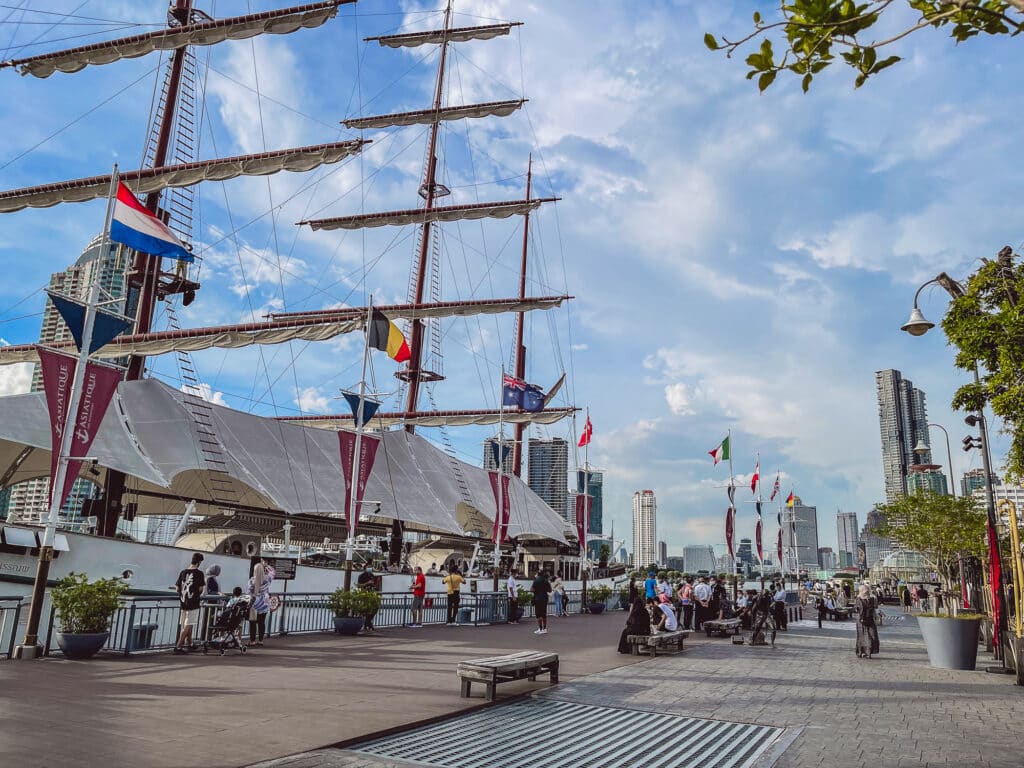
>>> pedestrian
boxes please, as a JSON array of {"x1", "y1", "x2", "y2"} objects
[
  {"x1": 617, "y1": 597, "x2": 651, "y2": 653},
  {"x1": 174, "y1": 552, "x2": 206, "y2": 654},
  {"x1": 643, "y1": 570, "x2": 658, "y2": 605},
  {"x1": 816, "y1": 593, "x2": 827, "y2": 629},
  {"x1": 205, "y1": 564, "x2": 222, "y2": 597},
  {"x1": 427, "y1": 562, "x2": 439, "y2": 576},
  {"x1": 658, "y1": 573, "x2": 672, "y2": 602},
  {"x1": 357, "y1": 565, "x2": 380, "y2": 631},
  {"x1": 677, "y1": 577, "x2": 694, "y2": 630},
  {"x1": 933, "y1": 585, "x2": 944, "y2": 614},
  {"x1": 442, "y1": 567, "x2": 464, "y2": 625},
  {"x1": 901, "y1": 584, "x2": 912, "y2": 614},
  {"x1": 552, "y1": 571, "x2": 567, "y2": 617},
  {"x1": 506, "y1": 569, "x2": 520, "y2": 624},
  {"x1": 407, "y1": 566, "x2": 426, "y2": 627},
  {"x1": 248, "y1": 558, "x2": 275, "y2": 646},
  {"x1": 693, "y1": 576, "x2": 711, "y2": 631},
  {"x1": 531, "y1": 570, "x2": 551, "y2": 634},
  {"x1": 771, "y1": 582, "x2": 788, "y2": 630},
  {"x1": 917, "y1": 584, "x2": 931, "y2": 613},
  {"x1": 855, "y1": 584, "x2": 879, "y2": 658},
  {"x1": 652, "y1": 593, "x2": 678, "y2": 633}
]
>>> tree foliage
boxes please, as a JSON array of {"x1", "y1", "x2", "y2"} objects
[
  {"x1": 942, "y1": 247, "x2": 1024, "y2": 480},
  {"x1": 876, "y1": 490, "x2": 986, "y2": 590},
  {"x1": 50, "y1": 572, "x2": 126, "y2": 634},
  {"x1": 705, "y1": 1, "x2": 1023, "y2": 92}
]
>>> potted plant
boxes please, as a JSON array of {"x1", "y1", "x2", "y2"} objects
[
  {"x1": 587, "y1": 584, "x2": 612, "y2": 614},
  {"x1": 877, "y1": 490, "x2": 988, "y2": 670},
  {"x1": 50, "y1": 572, "x2": 125, "y2": 659},
  {"x1": 514, "y1": 588, "x2": 533, "y2": 620},
  {"x1": 327, "y1": 588, "x2": 381, "y2": 635},
  {"x1": 617, "y1": 586, "x2": 631, "y2": 609}
]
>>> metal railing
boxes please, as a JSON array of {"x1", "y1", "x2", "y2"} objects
[{"x1": 0, "y1": 596, "x2": 25, "y2": 659}]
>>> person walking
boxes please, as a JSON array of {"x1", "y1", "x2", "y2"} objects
[
  {"x1": 693, "y1": 576, "x2": 711, "y2": 631},
  {"x1": 248, "y1": 558, "x2": 275, "y2": 647},
  {"x1": 901, "y1": 584, "x2": 912, "y2": 614},
  {"x1": 408, "y1": 566, "x2": 426, "y2": 627},
  {"x1": 506, "y1": 570, "x2": 520, "y2": 624},
  {"x1": 643, "y1": 571, "x2": 658, "y2": 603},
  {"x1": 552, "y1": 572, "x2": 567, "y2": 617},
  {"x1": 855, "y1": 584, "x2": 880, "y2": 658},
  {"x1": 174, "y1": 553, "x2": 206, "y2": 654},
  {"x1": 677, "y1": 577, "x2": 694, "y2": 630},
  {"x1": 531, "y1": 570, "x2": 552, "y2": 634},
  {"x1": 771, "y1": 582, "x2": 788, "y2": 630},
  {"x1": 917, "y1": 584, "x2": 931, "y2": 613},
  {"x1": 442, "y1": 567, "x2": 465, "y2": 625},
  {"x1": 933, "y1": 585, "x2": 945, "y2": 614}
]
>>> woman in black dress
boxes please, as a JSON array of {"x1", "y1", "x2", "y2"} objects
[{"x1": 618, "y1": 598, "x2": 651, "y2": 653}]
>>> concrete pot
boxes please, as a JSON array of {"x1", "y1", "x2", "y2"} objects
[
  {"x1": 55, "y1": 632, "x2": 109, "y2": 660},
  {"x1": 333, "y1": 616, "x2": 364, "y2": 636},
  {"x1": 918, "y1": 616, "x2": 980, "y2": 670}
]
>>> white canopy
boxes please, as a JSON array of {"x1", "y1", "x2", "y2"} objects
[
  {"x1": 343, "y1": 100, "x2": 524, "y2": 130},
  {"x1": 368, "y1": 23, "x2": 521, "y2": 49},
  {"x1": 2, "y1": 1, "x2": 351, "y2": 78},
  {"x1": 0, "y1": 379, "x2": 567, "y2": 542},
  {"x1": 279, "y1": 407, "x2": 576, "y2": 430},
  {"x1": 300, "y1": 198, "x2": 557, "y2": 232}
]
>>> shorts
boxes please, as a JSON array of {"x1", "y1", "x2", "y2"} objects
[
  {"x1": 179, "y1": 608, "x2": 200, "y2": 627},
  {"x1": 534, "y1": 600, "x2": 548, "y2": 619},
  {"x1": 411, "y1": 595, "x2": 424, "y2": 611}
]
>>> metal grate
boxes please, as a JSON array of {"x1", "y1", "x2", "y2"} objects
[{"x1": 351, "y1": 698, "x2": 785, "y2": 768}]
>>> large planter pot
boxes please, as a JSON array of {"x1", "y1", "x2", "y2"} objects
[
  {"x1": 55, "y1": 632, "x2": 109, "y2": 660},
  {"x1": 587, "y1": 603, "x2": 606, "y2": 615},
  {"x1": 918, "y1": 616, "x2": 981, "y2": 670},
  {"x1": 333, "y1": 616, "x2": 364, "y2": 636}
]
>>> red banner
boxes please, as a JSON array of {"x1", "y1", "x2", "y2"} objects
[
  {"x1": 987, "y1": 518, "x2": 1002, "y2": 637},
  {"x1": 755, "y1": 519, "x2": 763, "y2": 563},
  {"x1": 339, "y1": 431, "x2": 380, "y2": 533},
  {"x1": 725, "y1": 506, "x2": 735, "y2": 559},
  {"x1": 488, "y1": 471, "x2": 511, "y2": 544},
  {"x1": 575, "y1": 494, "x2": 592, "y2": 556},
  {"x1": 38, "y1": 347, "x2": 121, "y2": 512},
  {"x1": 777, "y1": 529, "x2": 784, "y2": 566}
]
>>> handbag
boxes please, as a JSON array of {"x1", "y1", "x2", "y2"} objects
[{"x1": 248, "y1": 607, "x2": 257, "y2": 621}]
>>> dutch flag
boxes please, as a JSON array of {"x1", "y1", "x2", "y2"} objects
[{"x1": 109, "y1": 182, "x2": 193, "y2": 262}]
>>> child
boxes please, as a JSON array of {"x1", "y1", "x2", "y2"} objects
[{"x1": 227, "y1": 586, "x2": 244, "y2": 607}]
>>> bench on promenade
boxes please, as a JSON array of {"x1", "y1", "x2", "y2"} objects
[
  {"x1": 457, "y1": 651, "x2": 559, "y2": 701},
  {"x1": 626, "y1": 629, "x2": 689, "y2": 657},
  {"x1": 703, "y1": 618, "x2": 742, "y2": 637}
]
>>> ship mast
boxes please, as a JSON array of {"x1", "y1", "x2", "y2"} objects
[
  {"x1": 511, "y1": 156, "x2": 532, "y2": 476},
  {"x1": 399, "y1": 0, "x2": 454, "y2": 432}
]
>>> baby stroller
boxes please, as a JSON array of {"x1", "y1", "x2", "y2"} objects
[{"x1": 203, "y1": 595, "x2": 251, "y2": 655}]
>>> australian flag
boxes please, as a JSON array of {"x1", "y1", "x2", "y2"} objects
[{"x1": 502, "y1": 374, "x2": 544, "y2": 412}]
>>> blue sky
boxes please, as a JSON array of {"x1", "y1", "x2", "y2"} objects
[{"x1": 0, "y1": 1, "x2": 1021, "y2": 556}]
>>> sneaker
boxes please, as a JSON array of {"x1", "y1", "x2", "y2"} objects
[
  {"x1": 445, "y1": 622, "x2": 456, "y2": 626},
  {"x1": 173, "y1": 647, "x2": 187, "y2": 655},
  {"x1": 533, "y1": 629, "x2": 543, "y2": 634},
  {"x1": 414, "y1": 623, "x2": 423, "y2": 628},
  {"x1": 539, "y1": 629, "x2": 548, "y2": 634}
]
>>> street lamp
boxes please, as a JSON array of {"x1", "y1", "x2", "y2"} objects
[{"x1": 903, "y1": 271, "x2": 1012, "y2": 674}]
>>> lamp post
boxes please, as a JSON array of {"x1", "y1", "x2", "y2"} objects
[{"x1": 902, "y1": 274, "x2": 1012, "y2": 673}]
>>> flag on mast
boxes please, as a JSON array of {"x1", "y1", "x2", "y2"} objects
[
  {"x1": 786, "y1": 491, "x2": 795, "y2": 507},
  {"x1": 109, "y1": 182, "x2": 192, "y2": 261},
  {"x1": 708, "y1": 435, "x2": 730, "y2": 464},
  {"x1": 578, "y1": 414, "x2": 593, "y2": 447},
  {"x1": 750, "y1": 457, "x2": 759, "y2": 493},
  {"x1": 366, "y1": 308, "x2": 411, "y2": 362},
  {"x1": 770, "y1": 474, "x2": 780, "y2": 501}
]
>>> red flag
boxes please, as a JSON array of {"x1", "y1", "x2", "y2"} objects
[
  {"x1": 755, "y1": 518, "x2": 763, "y2": 562},
  {"x1": 777, "y1": 529, "x2": 783, "y2": 565},
  {"x1": 338, "y1": 431, "x2": 381, "y2": 533},
  {"x1": 488, "y1": 471, "x2": 512, "y2": 544},
  {"x1": 987, "y1": 519, "x2": 1002, "y2": 639},
  {"x1": 575, "y1": 494, "x2": 592, "y2": 555},
  {"x1": 770, "y1": 474, "x2": 780, "y2": 501},
  {"x1": 750, "y1": 458, "x2": 759, "y2": 494},
  {"x1": 578, "y1": 415, "x2": 592, "y2": 447},
  {"x1": 725, "y1": 506, "x2": 735, "y2": 559}
]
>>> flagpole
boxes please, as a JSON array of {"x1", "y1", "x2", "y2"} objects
[
  {"x1": 344, "y1": 296, "x2": 373, "y2": 593},
  {"x1": 727, "y1": 429, "x2": 736, "y2": 602},
  {"x1": 16, "y1": 166, "x2": 120, "y2": 659},
  {"x1": 492, "y1": 366, "x2": 504, "y2": 593},
  {"x1": 581, "y1": 406, "x2": 590, "y2": 611}
]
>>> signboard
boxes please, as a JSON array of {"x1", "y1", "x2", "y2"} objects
[{"x1": 250, "y1": 556, "x2": 297, "y2": 581}]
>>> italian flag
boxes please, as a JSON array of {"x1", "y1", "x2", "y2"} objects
[{"x1": 708, "y1": 435, "x2": 730, "y2": 465}]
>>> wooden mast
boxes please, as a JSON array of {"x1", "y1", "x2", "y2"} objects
[
  {"x1": 400, "y1": 0, "x2": 452, "y2": 433},
  {"x1": 511, "y1": 156, "x2": 532, "y2": 477}
]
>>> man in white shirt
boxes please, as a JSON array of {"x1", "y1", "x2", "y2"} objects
[
  {"x1": 693, "y1": 577, "x2": 712, "y2": 631},
  {"x1": 653, "y1": 596, "x2": 678, "y2": 633},
  {"x1": 772, "y1": 583, "x2": 788, "y2": 629},
  {"x1": 506, "y1": 570, "x2": 519, "y2": 624}
]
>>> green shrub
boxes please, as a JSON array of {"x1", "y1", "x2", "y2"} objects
[
  {"x1": 588, "y1": 585, "x2": 612, "y2": 603},
  {"x1": 918, "y1": 612, "x2": 986, "y2": 620},
  {"x1": 50, "y1": 572, "x2": 125, "y2": 634},
  {"x1": 327, "y1": 588, "x2": 381, "y2": 618}
]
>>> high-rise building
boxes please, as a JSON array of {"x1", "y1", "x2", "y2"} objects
[
  {"x1": 859, "y1": 508, "x2": 891, "y2": 569},
  {"x1": 527, "y1": 437, "x2": 569, "y2": 522},
  {"x1": 961, "y1": 469, "x2": 997, "y2": 497},
  {"x1": 483, "y1": 437, "x2": 515, "y2": 476},
  {"x1": 577, "y1": 468, "x2": 603, "y2": 536},
  {"x1": 632, "y1": 490, "x2": 657, "y2": 569},
  {"x1": 666, "y1": 556, "x2": 685, "y2": 571},
  {"x1": 837, "y1": 510, "x2": 859, "y2": 567},
  {"x1": 972, "y1": 484, "x2": 1024, "y2": 515},
  {"x1": 737, "y1": 538, "x2": 753, "y2": 565},
  {"x1": 907, "y1": 464, "x2": 949, "y2": 495},
  {"x1": 782, "y1": 496, "x2": 820, "y2": 570},
  {"x1": 876, "y1": 369, "x2": 931, "y2": 503},
  {"x1": 2, "y1": 236, "x2": 127, "y2": 524},
  {"x1": 657, "y1": 540, "x2": 668, "y2": 566},
  {"x1": 817, "y1": 546, "x2": 835, "y2": 569},
  {"x1": 682, "y1": 544, "x2": 716, "y2": 574}
]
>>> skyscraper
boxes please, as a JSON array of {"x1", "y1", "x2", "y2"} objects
[
  {"x1": 737, "y1": 538, "x2": 753, "y2": 566},
  {"x1": 632, "y1": 490, "x2": 657, "y2": 569},
  {"x1": 859, "y1": 508, "x2": 891, "y2": 569},
  {"x1": 577, "y1": 468, "x2": 603, "y2": 536},
  {"x1": 907, "y1": 464, "x2": 949, "y2": 495},
  {"x1": 657, "y1": 540, "x2": 668, "y2": 566},
  {"x1": 2, "y1": 236, "x2": 127, "y2": 524},
  {"x1": 527, "y1": 437, "x2": 569, "y2": 521},
  {"x1": 483, "y1": 436, "x2": 515, "y2": 475},
  {"x1": 836, "y1": 510, "x2": 859, "y2": 567},
  {"x1": 961, "y1": 468, "x2": 997, "y2": 497},
  {"x1": 876, "y1": 369, "x2": 931, "y2": 503},
  {"x1": 782, "y1": 496, "x2": 820, "y2": 570},
  {"x1": 682, "y1": 544, "x2": 716, "y2": 574}
]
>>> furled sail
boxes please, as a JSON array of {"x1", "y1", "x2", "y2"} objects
[
  {"x1": 298, "y1": 197, "x2": 558, "y2": 232},
  {"x1": 0, "y1": 296, "x2": 569, "y2": 364},
  {"x1": 0, "y1": 142, "x2": 367, "y2": 213},
  {"x1": 1, "y1": 1, "x2": 353, "y2": 78},
  {"x1": 343, "y1": 100, "x2": 524, "y2": 130},
  {"x1": 277, "y1": 407, "x2": 577, "y2": 430},
  {"x1": 366, "y1": 22, "x2": 522, "y2": 49}
]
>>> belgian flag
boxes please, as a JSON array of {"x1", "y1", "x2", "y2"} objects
[{"x1": 367, "y1": 308, "x2": 411, "y2": 362}]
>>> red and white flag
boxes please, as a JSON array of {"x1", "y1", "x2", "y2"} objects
[
  {"x1": 578, "y1": 415, "x2": 593, "y2": 447},
  {"x1": 750, "y1": 458, "x2": 760, "y2": 494},
  {"x1": 770, "y1": 474, "x2": 780, "y2": 501}
]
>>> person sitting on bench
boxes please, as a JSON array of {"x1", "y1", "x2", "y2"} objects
[
  {"x1": 618, "y1": 598, "x2": 651, "y2": 654},
  {"x1": 652, "y1": 594, "x2": 678, "y2": 634}
]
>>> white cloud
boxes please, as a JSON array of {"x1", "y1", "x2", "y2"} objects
[
  {"x1": 0, "y1": 363, "x2": 32, "y2": 396},
  {"x1": 665, "y1": 382, "x2": 697, "y2": 416},
  {"x1": 181, "y1": 383, "x2": 227, "y2": 407},
  {"x1": 294, "y1": 386, "x2": 331, "y2": 413}
]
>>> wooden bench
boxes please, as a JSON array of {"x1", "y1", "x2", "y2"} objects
[
  {"x1": 626, "y1": 629, "x2": 689, "y2": 656},
  {"x1": 457, "y1": 651, "x2": 559, "y2": 701},
  {"x1": 703, "y1": 618, "x2": 742, "y2": 637}
]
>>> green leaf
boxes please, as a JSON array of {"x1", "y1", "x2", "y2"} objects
[
  {"x1": 703, "y1": 33, "x2": 719, "y2": 51},
  {"x1": 758, "y1": 70, "x2": 778, "y2": 92},
  {"x1": 753, "y1": 11, "x2": 762, "y2": 24},
  {"x1": 854, "y1": 73, "x2": 867, "y2": 88},
  {"x1": 862, "y1": 46, "x2": 877, "y2": 71},
  {"x1": 802, "y1": 73, "x2": 813, "y2": 92}
]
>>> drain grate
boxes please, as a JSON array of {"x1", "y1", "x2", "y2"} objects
[{"x1": 350, "y1": 698, "x2": 785, "y2": 768}]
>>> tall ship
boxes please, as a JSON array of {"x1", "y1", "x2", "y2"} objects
[{"x1": 0, "y1": 1, "x2": 586, "y2": 597}]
